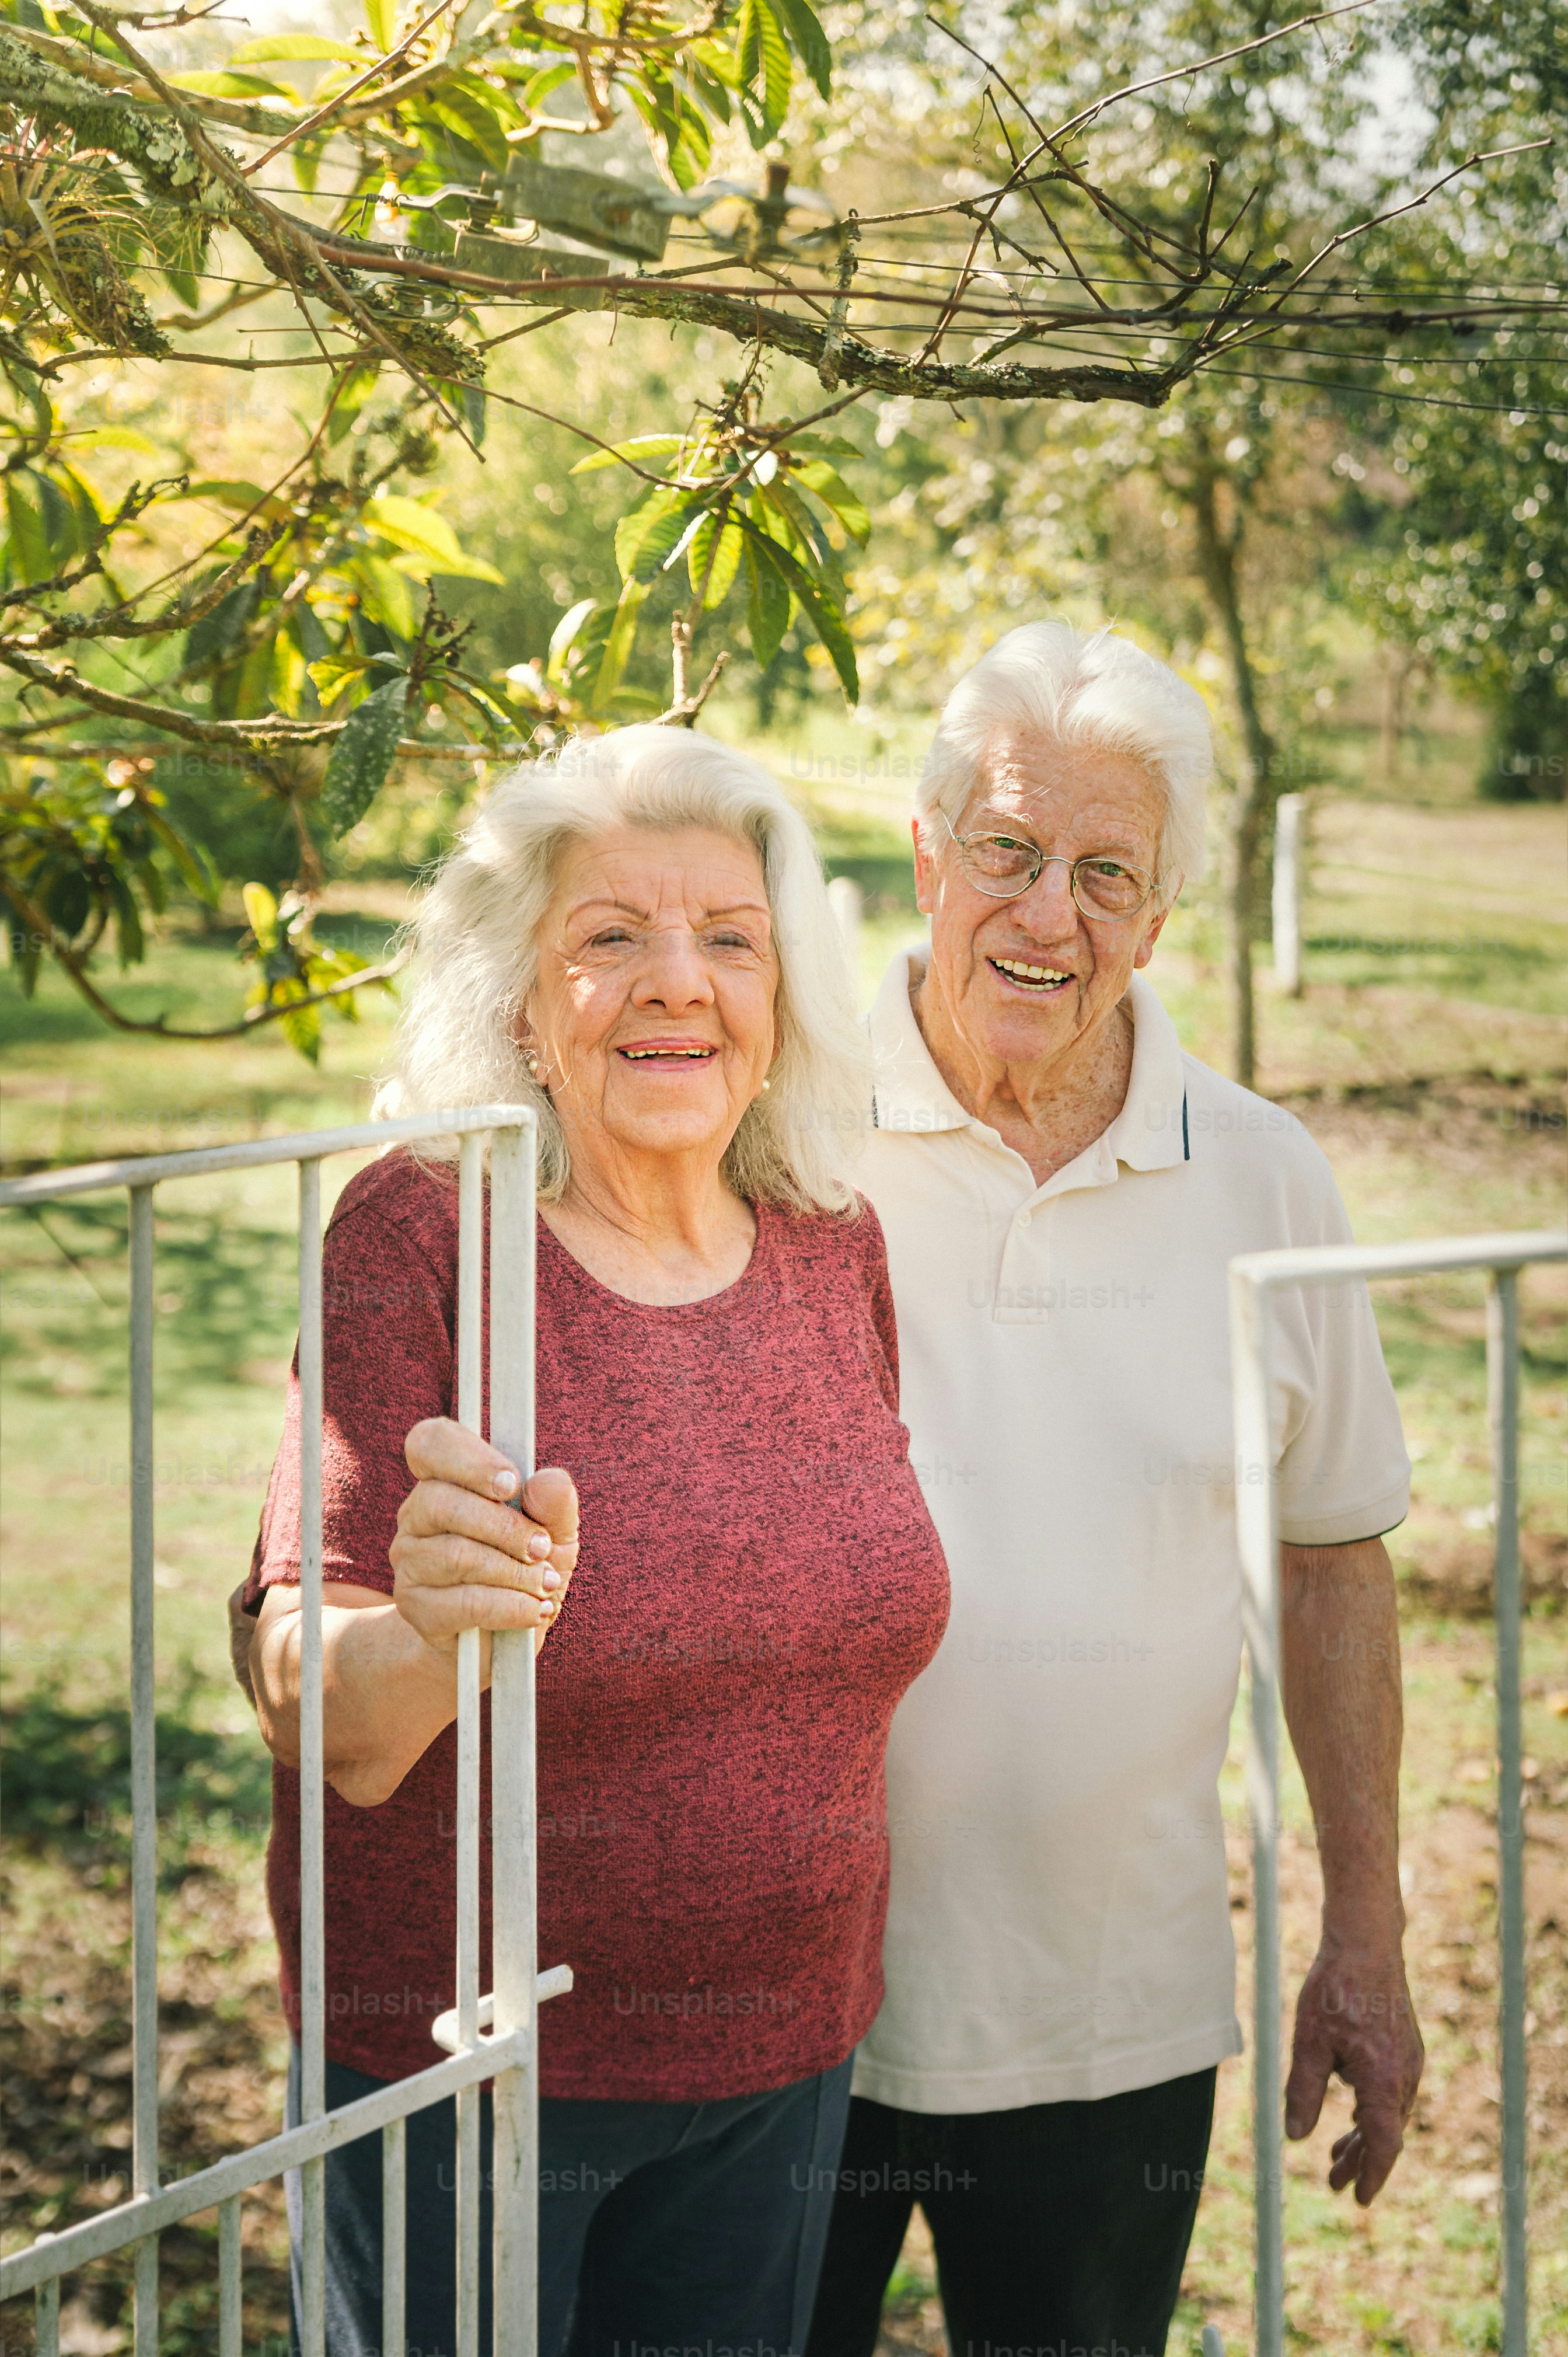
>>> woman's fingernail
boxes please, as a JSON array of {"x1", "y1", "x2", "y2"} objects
[
  {"x1": 527, "y1": 1532, "x2": 551, "y2": 1560},
  {"x1": 493, "y1": 1469, "x2": 519, "y2": 1497},
  {"x1": 538, "y1": 1597, "x2": 556, "y2": 1616},
  {"x1": 541, "y1": 1568, "x2": 561, "y2": 1591}
]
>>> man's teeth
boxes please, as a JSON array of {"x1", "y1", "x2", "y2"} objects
[
  {"x1": 621, "y1": 1046, "x2": 713, "y2": 1058},
  {"x1": 991, "y1": 957, "x2": 1071, "y2": 986}
]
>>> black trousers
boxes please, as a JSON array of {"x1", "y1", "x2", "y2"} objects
[
  {"x1": 287, "y1": 2045, "x2": 854, "y2": 2357},
  {"x1": 805, "y1": 2067, "x2": 1217, "y2": 2357}
]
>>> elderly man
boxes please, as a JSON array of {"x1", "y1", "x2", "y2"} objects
[{"x1": 808, "y1": 623, "x2": 1424, "y2": 2357}]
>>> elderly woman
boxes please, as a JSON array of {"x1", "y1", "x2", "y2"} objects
[
  {"x1": 806, "y1": 623, "x2": 1421, "y2": 2357},
  {"x1": 240, "y1": 727, "x2": 949, "y2": 2357}
]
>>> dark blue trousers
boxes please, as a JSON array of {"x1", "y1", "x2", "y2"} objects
[{"x1": 286, "y1": 2047, "x2": 854, "y2": 2357}]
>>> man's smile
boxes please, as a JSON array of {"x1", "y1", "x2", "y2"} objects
[{"x1": 989, "y1": 956, "x2": 1074, "y2": 993}]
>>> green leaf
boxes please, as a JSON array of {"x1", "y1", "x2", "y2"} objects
[
  {"x1": 613, "y1": 482, "x2": 678, "y2": 580},
  {"x1": 522, "y1": 59, "x2": 577, "y2": 107},
  {"x1": 242, "y1": 881, "x2": 280, "y2": 951},
  {"x1": 759, "y1": 477, "x2": 843, "y2": 584},
  {"x1": 688, "y1": 511, "x2": 743, "y2": 608},
  {"x1": 68, "y1": 427, "x2": 160, "y2": 455},
  {"x1": 186, "y1": 578, "x2": 259, "y2": 670},
  {"x1": 738, "y1": 0, "x2": 761, "y2": 85},
  {"x1": 230, "y1": 34, "x2": 364, "y2": 61},
  {"x1": 571, "y1": 434, "x2": 685, "y2": 477},
  {"x1": 547, "y1": 596, "x2": 601, "y2": 682},
  {"x1": 280, "y1": 995, "x2": 322, "y2": 1064},
  {"x1": 321, "y1": 677, "x2": 407, "y2": 836},
  {"x1": 756, "y1": 0, "x2": 792, "y2": 132},
  {"x1": 4, "y1": 477, "x2": 51, "y2": 584},
  {"x1": 739, "y1": 520, "x2": 858, "y2": 702},
  {"x1": 743, "y1": 537, "x2": 790, "y2": 671},
  {"x1": 107, "y1": 870, "x2": 144, "y2": 968},
  {"x1": 181, "y1": 480, "x2": 268, "y2": 511},
  {"x1": 365, "y1": 494, "x2": 503, "y2": 582},
  {"x1": 774, "y1": 0, "x2": 832, "y2": 97},
  {"x1": 167, "y1": 68, "x2": 297, "y2": 97},
  {"x1": 308, "y1": 656, "x2": 372, "y2": 709},
  {"x1": 592, "y1": 581, "x2": 647, "y2": 710},
  {"x1": 364, "y1": 0, "x2": 396, "y2": 54},
  {"x1": 423, "y1": 87, "x2": 509, "y2": 172},
  {"x1": 351, "y1": 554, "x2": 419, "y2": 641},
  {"x1": 792, "y1": 458, "x2": 871, "y2": 545},
  {"x1": 292, "y1": 133, "x2": 330, "y2": 196},
  {"x1": 459, "y1": 382, "x2": 487, "y2": 449},
  {"x1": 616, "y1": 486, "x2": 708, "y2": 585}
]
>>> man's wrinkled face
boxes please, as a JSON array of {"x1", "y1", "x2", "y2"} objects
[{"x1": 914, "y1": 733, "x2": 1174, "y2": 1073}]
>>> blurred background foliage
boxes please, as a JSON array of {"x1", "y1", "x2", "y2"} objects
[{"x1": 1, "y1": 0, "x2": 1563, "y2": 1083}]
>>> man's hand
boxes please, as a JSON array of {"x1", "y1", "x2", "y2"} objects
[{"x1": 1285, "y1": 1933, "x2": 1424, "y2": 2205}]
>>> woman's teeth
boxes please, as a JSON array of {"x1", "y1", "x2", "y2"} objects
[
  {"x1": 990, "y1": 957, "x2": 1071, "y2": 991},
  {"x1": 620, "y1": 1046, "x2": 714, "y2": 1059}
]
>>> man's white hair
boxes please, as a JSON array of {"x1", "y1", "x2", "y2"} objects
[
  {"x1": 378, "y1": 724, "x2": 868, "y2": 1214},
  {"x1": 916, "y1": 620, "x2": 1212, "y2": 892}
]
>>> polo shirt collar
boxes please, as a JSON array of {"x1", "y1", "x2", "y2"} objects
[{"x1": 869, "y1": 951, "x2": 1190, "y2": 1176}]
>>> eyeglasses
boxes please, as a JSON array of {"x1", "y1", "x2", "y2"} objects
[{"x1": 940, "y1": 814, "x2": 1162, "y2": 922}]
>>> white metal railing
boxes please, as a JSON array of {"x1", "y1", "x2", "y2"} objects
[
  {"x1": 0, "y1": 1106, "x2": 567, "y2": 2357},
  {"x1": 1224, "y1": 1228, "x2": 1568, "y2": 2357}
]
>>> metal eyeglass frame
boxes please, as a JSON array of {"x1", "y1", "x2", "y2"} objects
[{"x1": 939, "y1": 811, "x2": 1165, "y2": 920}]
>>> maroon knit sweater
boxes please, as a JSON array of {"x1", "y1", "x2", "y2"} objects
[{"x1": 245, "y1": 1151, "x2": 949, "y2": 2097}]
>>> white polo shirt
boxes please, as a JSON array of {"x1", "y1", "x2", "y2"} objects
[{"x1": 854, "y1": 953, "x2": 1410, "y2": 2113}]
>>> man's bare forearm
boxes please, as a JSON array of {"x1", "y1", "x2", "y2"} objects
[{"x1": 1280, "y1": 1535, "x2": 1405, "y2": 1937}]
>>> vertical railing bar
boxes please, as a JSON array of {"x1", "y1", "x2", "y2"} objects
[
  {"x1": 33, "y1": 2239, "x2": 58, "y2": 2357},
  {"x1": 382, "y1": 2117, "x2": 407, "y2": 2357},
  {"x1": 133, "y1": 2240, "x2": 158, "y2": 2357},
  {"x1": 296, "y1": 1156, "x2": 326, "y2": 2357},
  {"x1": 1489, "y1": 1269, "x2": 1528, "y2": 2357},
  {"x1": 1229, "y1": 1266, "x2": 1283, "y2": 2357},
  {"x1": 488, "y1": 1118, "x2": 539, "y2": 2357},
  {"x1": 218, "y1": 2195, "x2": 242, "y2": 2357},
  {"x1": 128, "y1": 1184, "x2": 160, "y2": 2357},
  {"x1": 455, "y1": 1132, "x2": 485, "y2": 2357}
]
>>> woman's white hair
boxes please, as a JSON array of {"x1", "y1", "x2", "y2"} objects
[
  {"x1": 378, "y1": 724, "x2": 869, "y2": 1214},
  {"x1": 916, "y1": 620, "x2": 1212, "y2": 893}
]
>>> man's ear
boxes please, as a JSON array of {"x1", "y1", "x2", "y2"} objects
[
  {"x1": 1133, "y1": 880, "x2": 1182, "y2": 969},
  {"x1": 912, "y1": 814, "x2": 937, "y2": 916}
]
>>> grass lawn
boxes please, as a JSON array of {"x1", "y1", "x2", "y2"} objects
[{"x1": 1, "y1": 793, "x2": 1564, "y2": 2356}]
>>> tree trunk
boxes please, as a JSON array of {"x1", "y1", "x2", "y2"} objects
[{"x1": 1189, "y1": 463, "x2": 1277, "y2": 1092}]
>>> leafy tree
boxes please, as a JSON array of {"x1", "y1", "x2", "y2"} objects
[
  {"x1": 1333, "y1": 0, "x2": 1566, "y2": 801},
  {"x1": 0, "y1": 0, "x2": 1545, "y2": 1052},
  {"x1": 794, "y1": 0, "x2": 1564, "y2": 1081}
]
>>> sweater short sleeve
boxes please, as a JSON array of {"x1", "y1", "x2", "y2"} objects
[{"x1": 244, "y1": 1177, "x2": 455, "y2": 1605}]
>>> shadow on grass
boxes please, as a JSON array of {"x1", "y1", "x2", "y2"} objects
[{"x1": 1, "y1": 1675, "x2": 274, "y2": 1889}]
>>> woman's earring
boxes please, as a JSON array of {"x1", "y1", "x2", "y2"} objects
[{"x1": 525, "y1": 1050, "x2": 542, "y2": 1080}]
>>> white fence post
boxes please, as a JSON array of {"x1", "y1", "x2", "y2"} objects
[
  {"x1": 826, "y1": 874, "x2": 863, "y2": 986},
  {"x1": 1271, "y1": 794, "x2": 1306, "y2": 998}
]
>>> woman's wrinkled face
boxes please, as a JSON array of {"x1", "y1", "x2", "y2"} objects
[{"x1": 523, "y1": 825, "x2": 780, "y2": 1171}]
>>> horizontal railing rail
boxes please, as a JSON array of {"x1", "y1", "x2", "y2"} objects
[
  {"x1": 1, "y1": 1108, "x2": 558, "y2": 2357},
  {"x1": 1224, "y1": 1226, "x2": 1567, "y2": 2357}
]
